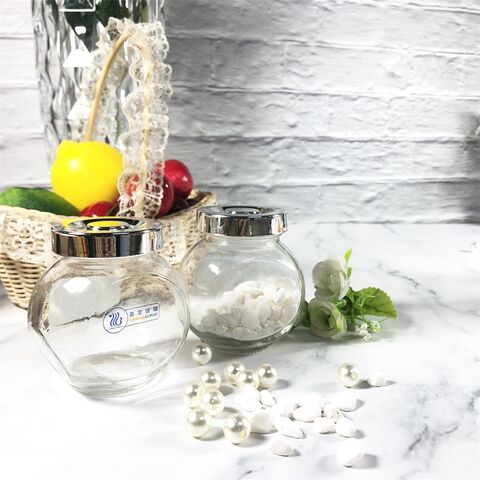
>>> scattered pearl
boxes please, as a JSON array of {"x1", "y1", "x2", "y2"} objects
[
  {"x1": 273, "y1": 399, "x2": 297, "y2": 418},
  {"x1": 182, "y1": 382, "x2": 204, "y2": 408},
  {"x1": 338, "y1": 363, "x2": 360, "y2": 388},
  {"x1": 191, "y1": 342, "x2": 212, "y2": 365},
  {"x1": 314, "y1": 417, "x2": 336, "y2": 434},
  {"x1": 270, "y1": 434, "x2": 294, "y2": 456},
  {"x1": 336, "y1": 417, "x2": 356, "y2": 437},
  {"x1": 337, "y1": 439, "x2": 365, "y2": 467},
  {"x1": 186, "y1": 408, "x2": 212, "y2": 438},
  {"x1": 223, "y1": 414, "x2": 251, "y2": 444},
  {"x1": 293, "y1": 403, "x2": 322, "y2": 422},
  {"x1": 250, "y1": 411, "x2": 275, "y2": 434},
  {"x1": 200, "y1": 390, "x2": 225, "y2": 416},
  {"x1": 224, "y1": 361, "x2": 245, "y2": 385},
  {"x1": 237, "y1": 369, "x2": 260, "y2": 390},
  {"x1": 200, "y1": 370, "x2": 222, "y2": 390},
  {"x1": 256, "y1": 363, "x2": 278, "y2": 389},
  {"x1": 273, "y1": 416, "x2": 303, "y2": 439},
  {"x1": 323, "y1": 403, "x2": 343, "y2": 421},
  {"x1": 260, "y1": 389, "x2": 276, "y2": 407},
  {"x1": 367, "y1": 371, "x2": 387, "y2": 387},
  {"x1": 334, "y1": 392, "x2": 357, "y2": 412}
]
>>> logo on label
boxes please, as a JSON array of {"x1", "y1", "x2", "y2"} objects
[
  {"x1": 103, "y1": 307, "x2": 128, "y2": 333},
  {"x1": 103, "y1": 303, "x2": 160, "y2": 334}
]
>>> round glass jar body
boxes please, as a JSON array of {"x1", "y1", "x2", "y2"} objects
[
  {"x1": 180, "y1": 234, "x2": 305, "y2": 353},
  {"x1": 28, "y1": 252, "x2": 189, "y2": 397}
]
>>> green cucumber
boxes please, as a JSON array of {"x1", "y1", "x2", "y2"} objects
[{"x1": 0, "y1": 187, "x2": 79, "y2": 216}]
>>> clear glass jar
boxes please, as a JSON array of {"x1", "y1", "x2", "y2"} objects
[
  {"x1": 28, "y1": 217, "x2": 189, "y2": 397},
  {"x1": 180, "y1": 206, "x2": 305, "y2": 354}
]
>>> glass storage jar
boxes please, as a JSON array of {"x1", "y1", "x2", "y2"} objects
[
  {"x1": 180, "y1": 206, "x2": 305, "y2": 353},
  {"x1": 28, "y1": 217, "x2": 190, "y2": 397}
]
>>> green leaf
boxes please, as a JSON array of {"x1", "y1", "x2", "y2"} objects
[
  {"x1": 301, "y1": 301, "x2": 311, "y2": 327},
  {"x1": 356, "y1": 287, "x2": 397, "y2": 319},
  {"x1": 347, "y1": 266, "x2": 352, "y2": 278},
  {"x1": 344, "y1": 248, "x2": 352, "y2": 264}
]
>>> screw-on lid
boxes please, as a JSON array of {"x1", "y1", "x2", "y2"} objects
[
  {"x1": 51, "y1": 217, "x2": 163, "y2": 258},
  {"x1": 197, "y1": 206, "x2": 287, "y2": 237}
]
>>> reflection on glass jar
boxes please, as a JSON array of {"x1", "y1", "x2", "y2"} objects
[
  {"x1": 181, "y1": 206, "x2": 305, "y2": 354},
  {"x1": 28, "y1": 217, "x2": 189, "y2": 397}
]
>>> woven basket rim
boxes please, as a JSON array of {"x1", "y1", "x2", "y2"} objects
[{"x1": 0, "y1": 189, "x2": 215, "y2": 221}]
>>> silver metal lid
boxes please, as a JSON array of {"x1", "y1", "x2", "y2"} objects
[
  {"x1": 51, "y1": 217, "x2": 163, "y2": 258},
  {"x1": 198, "y1": 206, "x2": 287, "y2": 236}
]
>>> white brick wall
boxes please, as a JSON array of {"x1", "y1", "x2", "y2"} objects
[{"x1": 0, "y1": 0, "x2": 479, "y2": 222}]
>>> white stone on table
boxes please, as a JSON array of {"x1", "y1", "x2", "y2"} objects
[
  {"x1": 270, "y1": 435, "x2": 295, "y2": 456},
  {"x1": 367, "y1": 371, "x2": 387, "y2": 387},
  {"x1": 250, "y1": 411, "x2": 275, "y2": 434},
  {"x1": 260, "y1": 389, "x2": 276, "y2": 407},
  {"x1": 273, "y1": 417, "x2": 303, "y2": 439},
  {"x1": 314, "y1": 417, "x2": 336, "y2": 434},
  {"x1": 293, "y1": 403, "x2": 322, "y2": 422}
]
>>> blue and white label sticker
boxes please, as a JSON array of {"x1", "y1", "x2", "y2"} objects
[
  {"x1": 103, "y1": 303, "x2": 160, "y2": 334},
  {"x1": 103, "y1": 307, "x2": 128, "y2": 334}
]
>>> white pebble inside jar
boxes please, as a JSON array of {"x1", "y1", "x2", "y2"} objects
[{"x1": 196, "y1": 278, "x2": 301, "y2": 340}]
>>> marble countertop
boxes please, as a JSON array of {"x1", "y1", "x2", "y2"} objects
[{"x1": 1, "y1": 224, "x2": 479, "y2": 480}]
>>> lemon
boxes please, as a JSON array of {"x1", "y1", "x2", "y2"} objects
[{"x1": 51, "y1": 140, "x2": 123, "y2": 211}]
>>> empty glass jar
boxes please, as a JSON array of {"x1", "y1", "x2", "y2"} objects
[
  {"x1": 180, "y1": 206, "x2": 305, "y2": 353},
  {"x1": 28, "y1": 217, "x2": 190, "y2": 397}
]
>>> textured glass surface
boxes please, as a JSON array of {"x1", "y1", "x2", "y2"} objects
[{"x1": 31, "y1": 0, "x2": 165, "y2": 164}]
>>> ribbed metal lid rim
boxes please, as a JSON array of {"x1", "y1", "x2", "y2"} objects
[
  {"x1": 197, "y1": 205, "x2": 287, "y2": 236},
  {"x1": 51, "y1": 217, "x2": 164, "y2": 258}
]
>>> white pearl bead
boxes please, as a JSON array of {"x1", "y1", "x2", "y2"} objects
[
  {"x1": 224, "y1": 361, "x2": 245, "y2": 385},
  {"x1": 337, "y1": 363, "x2": 360, "y2": 388},
  {"x1": 237, "y1": 369, "x2": 259, "y2": 390},
  {"x1": 200, "y1": 389, "x2": 225, "y2": 416},
  {"x1": 186, "y1": 408, "x2": 212, "y2": 438},
  {"x1": 191, "y1": 342, "x2": 212, "y2": 365},
  {"x1": 199, "y1": 370, "x2": 222, "y2": 390},
  {"x1": 182, "y1": 382, "x2": 204, "y2": 408},
  {"x1": 256, "y1": 363, "x2": 278, "y2": 389},
  {"x1": 223, "y1": 414, "x2": 251, "y2": 445}
]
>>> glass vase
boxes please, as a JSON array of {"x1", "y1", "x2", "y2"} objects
[{"x1": 31, "y1": 0, "x2": 165, "y2": 164}]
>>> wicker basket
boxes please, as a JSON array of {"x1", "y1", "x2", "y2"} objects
[{"x1": 0, "y1": 189, "x2": 215, "y2": 309}]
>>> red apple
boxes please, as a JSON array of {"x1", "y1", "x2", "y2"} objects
[
  {"x1": 124, "y1": 173, "x2": 174, "y2": 218},
  {"x1": 155, "y1": 176, "x2": 174, "y2": 217},
  {"x1": 163, "y1": 159, "x2": 193, "y2": 199},
  {"x1": 80, "y1": 201, "x2": 115, "y2": 217}
]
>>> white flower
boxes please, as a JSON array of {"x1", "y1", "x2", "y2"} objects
[
  {"x1": 312, "y1": 256, "x2": 350, "y2": 301},
  {"x1": 370, "y1": 320, "x2": 381, "y2": 332},
  {"x1": 308, "y1": 299, "x2": 347, "y2": 340}
]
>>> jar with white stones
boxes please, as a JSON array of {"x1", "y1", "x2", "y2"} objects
[{"x1": 180, "y1": 206, "x2": 305, "y2": 353}]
